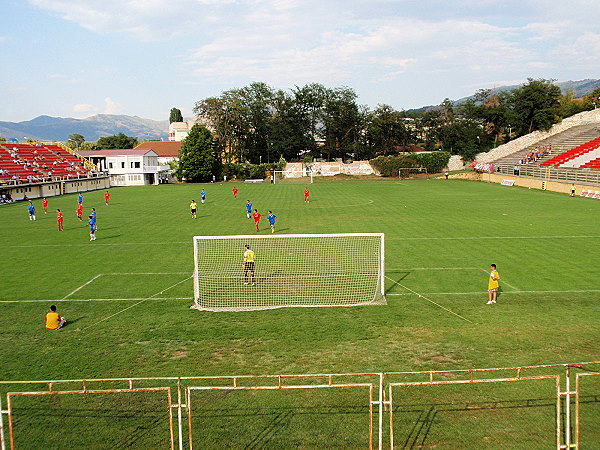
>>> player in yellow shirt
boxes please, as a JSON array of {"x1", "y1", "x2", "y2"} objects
[
  {"x1": 189, "y1": 200, "x2": 198, "y2": 219},
  {"x1": 45, "y1": 305, "x2": 66, "y2": 330},
  {"x1": 487, "y1": 264, "x2": 500, "y2": 304},
  {"x1": 242, "y1": 244, "x2": 256, "y2": 285}
]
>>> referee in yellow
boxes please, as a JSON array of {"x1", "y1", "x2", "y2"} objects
[
  {"x1": 487, "y1": 264, "x2": 500, "y2": 304},
  {"x1": 243, "y1": 244, "x2": 256, "y2": 285}
]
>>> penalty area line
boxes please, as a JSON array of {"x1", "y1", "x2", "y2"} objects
[
  {"x1": 0, "y1": 297, "x2": 193, "y2": 303},
  {"x1": 79, "y1": 275, "x2": 193, "y2": 331},
  {"x1": 63, "y1": 274, "x2": 103, "y2": 299},
  {"x1": 385, "y1": 275, "x2": 474, "y2": 324},
  {"x1": 479, "y1": 268, "x2": 519, "y2": 291}
]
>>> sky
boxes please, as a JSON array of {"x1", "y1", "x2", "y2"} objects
[{"x1": 1, "y1": 0, "x2": 599, "y2": 122}]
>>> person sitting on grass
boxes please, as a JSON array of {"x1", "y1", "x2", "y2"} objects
[{"x1": 45, "y1": 305, "x2": 66, "y2": 330}]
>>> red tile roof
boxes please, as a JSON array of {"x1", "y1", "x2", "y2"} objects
[{"x1": 134, "y1": 141, "x2": 181, "y2": 157}]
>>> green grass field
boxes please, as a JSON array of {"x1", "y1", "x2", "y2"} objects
[{"x1": 1, "y1": 178, "x2": 599, "y2": 448}]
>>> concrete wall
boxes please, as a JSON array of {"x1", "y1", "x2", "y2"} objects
[
  {"x1": 475, "y1": 109, "x2": 600, "y2": 164},
  {"x1": 447, "y1": 155, "x2": 465, "y2": 171},
  {"x1": 284, "y1": 161, "x2": 375, "y2": 177},
  {"x1": 480, "y1": 172, "x2": 598, "y2": 196},
  {"x1": 4, "y1": 176, "x2": 110, "y2": 201}
]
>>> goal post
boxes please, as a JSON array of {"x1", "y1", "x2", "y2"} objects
[
  {"x1": 273, "y1": 170, "x2": 313, "y2": 184},
  {"x1": 192, "y1": 233, "x2": 386, "y2": 311},
  {"x1": 398, "y1": 167, "x2": 427, "y2": 179}
]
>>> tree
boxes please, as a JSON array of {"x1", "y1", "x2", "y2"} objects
[
  {"x1": 510, "y1": 78, "x2": 561, "y2": 135},
  {"x1": 96, "y1": 133, "x2": 138, "y2": 149},
  {"x1": 0, "y1": 135, "x2": 6, "y2": 143},
  {"x1": 169, "y1": 108, "x2": 183, "y2": 124},
  {"x1": 176, "y1": 124, "x2": 220, "y2": 182},
  {"x1": 322, "y1": 87, "x2": 363, "y2": 160},
  {"x1": 363, "y1": 104, "x2": 416, "y2": 157},
  {"x1": 66, "y1": 133, "x2": 85, "y2": 150}
]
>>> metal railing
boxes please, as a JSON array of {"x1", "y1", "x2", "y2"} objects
[
  {"x1": 1, "y1": 362, "x2": 599, "y2": 449},
  {"x1": 495, "y1": 164, "x2": 600, "y2": 186}
]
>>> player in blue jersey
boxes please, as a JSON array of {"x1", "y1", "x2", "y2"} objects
[
  {"x1": 78, "y1": 193, "x2": 84, "y2": 204},
  {"x1": 200, "y1": 189, "x2": 206, "y2": 204},
  {"x1": 87, "y1": 215, "x2": 97, "y2": 241},
  {"x1": 28, "y1": 201, "x2": 36, "y2": 221},
  {"x1": 267, "y1": 210, "x2": 277, "y2": 233},
  {"x1": 245, "y1": 200, "x2": 253, "y2": 219}
]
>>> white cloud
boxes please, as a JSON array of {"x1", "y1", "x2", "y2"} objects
[
  {"x1": 103, "y1": 97, "x2": 122, "y2": 114},
  {"x1": 73, "y1": 103, "x2": 96, "y2": 113}
]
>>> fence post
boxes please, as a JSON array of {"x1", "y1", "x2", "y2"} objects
[{"x1": 0, "y1": 394, "x2": 5, "y2": 450}]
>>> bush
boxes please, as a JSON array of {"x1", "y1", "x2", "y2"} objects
[
  {"x1": 369, "y1": 155, "x2": 418, "y2": 177},
  {"x1": 222, "y1": 158, "x2": 286, "y2": 180},
  {"x1": 370, "y1": 151, "x2": 451, "y2": 176}
]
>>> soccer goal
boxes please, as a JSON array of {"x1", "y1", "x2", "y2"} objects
[
  {"x1": 273, "y1": 170, "x2": 314, "y2": 184},
  {"x1": 192, "y1": 233, "x2": 386, "y2": 311},
  {"x1": 398, "y1": 167, "x2": 427, "y2": 179}
]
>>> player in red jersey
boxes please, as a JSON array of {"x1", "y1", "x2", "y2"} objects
[
  {"x1": 42, "y1": 197, "x2": 49, "y2": 214},
  {"x1": 252, "y1": 209, "x2": 262, "y2": 232},
  {"x1": 56, "y1": 209, "x2": 64, "y2": 231},
  {"x1": 104, "y1": 190, "x2": 111, "y2": 205},
  {"x1": 232, "y1": 187, "x2": 238, "y2": 199},
  {"x1": 304, "y1": 188, "x2": 310, "y2": 203},
  {"x1": 76, "y1": 203, "x2": 83, "y2": 221}
]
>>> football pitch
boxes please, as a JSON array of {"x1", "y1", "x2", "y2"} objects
[{"x1": 1, "y1": 178, "x2": 599, "y2": 448}]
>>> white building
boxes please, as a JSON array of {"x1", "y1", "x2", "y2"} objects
[
  {"x1": 169, "y1": 116, "x2": 214, "y2": 141},
  {"x1": 168, "y1": 121, "x2": 194, "y2": 141},
  {"x1": 79, "y1": 149, "x2": 169, "y2": 186}
]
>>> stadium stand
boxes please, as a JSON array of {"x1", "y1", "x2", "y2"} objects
[
  {"x1": 0, "y1": 143, "x2": 96, "y2": 184},
  {"x1": 580, "y1": 157, "x2": 600, "y2": 169},
  {"x1": 491, "y1": 123, "x2": 600, "y2": 169},
  {"x1": 540, "y1": 136, "x2": 600, "y2": 167}
]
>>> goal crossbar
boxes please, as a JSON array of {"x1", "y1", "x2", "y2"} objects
[{"x1": 192, "y1": 233, "x2": 386, "y2": 311}]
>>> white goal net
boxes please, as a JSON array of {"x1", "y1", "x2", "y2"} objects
[
  {"x1": 192, "y1": 233, "x2": 386, "y2": 311},
  {"x1": 398, "y1": 167, "x2": 428, "y2": 179}
]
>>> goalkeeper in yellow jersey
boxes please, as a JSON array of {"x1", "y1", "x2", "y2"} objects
[
  {"x1": 242, "y1": 244, "x2": 256, "y2": 285},
  {"x1": 486, "y1": 264, "x2": 500, "y2": 304}
]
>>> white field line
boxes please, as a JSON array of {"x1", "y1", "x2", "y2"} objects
[
  {"x1": 104, "y1": 272, "x2": 191, "y2": 275},
  {"x1": 388, "y1": 235, "x2": 600, "y2": 241},
  {"x1": 0, "y1": 297, "x2": 192, "y2": 303},
  {"x1": 387, "y1": 267, "x2": 480, "y2": 271},
  {"x1": 479, "y1": 268, "x2": 519, "y2": 291},
  {"x1": 388, "y1": 289, "x2": 600, "y2": 296},
  {"x1": 384, "y1": 275, "x2": 474, "y2": 324},
  {"x1": 80, "y1": 275, "x2": 193, "y2": 331},
  {"x1": 62, "y1": 274, "x2": 103, "y2": 299},
  {"x1": 4, "y1": 235, "x2": 600, "y2": 248}
]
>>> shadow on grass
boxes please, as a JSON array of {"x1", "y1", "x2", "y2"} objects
[
  {"x1": 393, "y1": 396, "x2": 558, "y2": 449},
  {"x1": 385, "y1": 271, "x2": 411, "y2": 295}
]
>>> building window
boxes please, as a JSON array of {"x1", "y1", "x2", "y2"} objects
[
  {"x1": 108, "y1": 162, "x2": 113, "y2": 169},
  {"x1": 121, "y1": 162, "x2": 125, "y2": 168}
]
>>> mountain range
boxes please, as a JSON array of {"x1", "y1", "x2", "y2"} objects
[
  {"x1": 0, "y1": 114, "x2": 169, "y2": 142},
  {"x1": 408, "y1": 79, "x2": 600, "y2": 113},
  {"x1": 1, "y1": 79, "x2": 598, "y2": 142}
]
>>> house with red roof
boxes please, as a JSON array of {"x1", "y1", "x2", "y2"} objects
[{"x1": 79, "y1": 148, "x2": 169, "y2": 186}]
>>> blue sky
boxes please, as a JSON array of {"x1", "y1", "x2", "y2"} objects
[{"x1": 1, "y1": 0, "x2": 598, "y2": 122}]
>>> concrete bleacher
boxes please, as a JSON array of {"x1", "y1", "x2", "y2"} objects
[
  {"x1": 490, "y1": 123, "x2": 600, "y2": 169},
  {"x1": 0, "y1": 143, "x2": 94, "y2": 184}
]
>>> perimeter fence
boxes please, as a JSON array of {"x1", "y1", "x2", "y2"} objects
[{"x1": 1, "y1": 362, "x2": 599, "y2": 449}]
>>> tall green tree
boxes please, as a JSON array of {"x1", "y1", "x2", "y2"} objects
[
  {"x1": 169, "y1": 107, "x2": 184, "y2": 124},
  {"x1": 363, "y1": 104, "x2": 416, "y2": 157},
  {"x1": 177, "y1": 124, "x2": 220, "y2": 182},
  {"x1": 96, "y1": 133, "x2": 138, "y2": 149},
  {"x1": 66, "y1": 133, "x2": 85, "y2": 150},
  {"x1": 322, "y1": 87, "x2": 363, "y2": 160},
  {"x1": 509, "y1": 78, "x2": 561, "y2": 135}
]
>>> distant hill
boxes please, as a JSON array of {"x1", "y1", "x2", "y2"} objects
[
  {"x1": 408, "y1": 78, "x2": 600, "y2": 114},
  {"x1": 0, "y1": 114, "x2": 169, "y2": 142}
]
